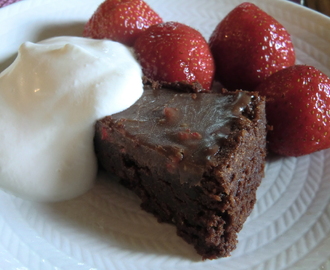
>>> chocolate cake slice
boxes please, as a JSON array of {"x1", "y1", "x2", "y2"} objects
[{"x1": 94, "y1": 86, "x2": 267, "y2": 259}]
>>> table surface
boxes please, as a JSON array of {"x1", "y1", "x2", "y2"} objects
[{"x1": 0, "y1": 0, "x2": 18, "y2": 8}]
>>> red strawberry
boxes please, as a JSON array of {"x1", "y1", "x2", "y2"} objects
[
  {"x1": 83, "y1": 0, "x2": 163, "y2": 47},
  {"x1": 134, "y1": 21, "x2": 215, "y2": 92},
  {"x1": 255, "y1": 65, "x2": 330, "y2": 157},
  {"x1": 209, "y1": 2, "x2": 295, "y2": 91}
]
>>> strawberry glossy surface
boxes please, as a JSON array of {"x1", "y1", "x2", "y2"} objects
[
  {"x1": 83, "y1": 0, "x2": 163, "y2": 46},
  {"x1": 256, "y1": 65, "x2": 330, "y2": 156},
  {"x1": 134, "y1": 22, "x2": 215, "y2": 91},
  {"x1": 209, "y1": 2, "x2": 295, "y2": 91}
]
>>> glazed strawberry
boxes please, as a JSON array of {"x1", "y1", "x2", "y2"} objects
[
  {"x1": 134, "y1": 21, "x2": 215, "y2": 92},
  {"x1": 209, "y1": 2, "x2": 295, "y2": 91},
  {"x1": 255, "y1": 65, "x2": 330, "y2": 157},
  {"x1": 83, "y1": 0, "x2": 163, "y2": 46}
]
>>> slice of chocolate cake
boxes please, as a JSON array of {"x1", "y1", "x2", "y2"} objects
[{"x1": 94, "y1": 86, "x2": 267, "y2": 259}]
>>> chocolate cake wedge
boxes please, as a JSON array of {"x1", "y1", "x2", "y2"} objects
[{"x1": 94, "y1": 86, "x2": 267, "y2": 259}]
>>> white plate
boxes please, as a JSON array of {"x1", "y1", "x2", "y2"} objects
[{"x1": 0, "y1": 0, "x2": 330, "y2": 269}]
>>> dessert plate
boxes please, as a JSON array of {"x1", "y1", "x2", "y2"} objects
[{"x1": 0, "y1": 0, "x2": 330, "y2": 269}]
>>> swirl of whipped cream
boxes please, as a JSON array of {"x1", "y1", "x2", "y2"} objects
[{"x1": 0, "y1": 36, "x2": 143, "y2": 202}]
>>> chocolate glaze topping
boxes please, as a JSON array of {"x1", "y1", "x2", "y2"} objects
[{"x1": 109, "y1": 86, "x2": 256, "y2": 184}]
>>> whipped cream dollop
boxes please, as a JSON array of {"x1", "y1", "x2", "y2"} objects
[{"x1": 0, "y1": 36, "x2": 143, "y2": 202}]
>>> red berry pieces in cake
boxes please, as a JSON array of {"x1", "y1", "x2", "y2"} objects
[
  {"x1": 162, "y1": 107, "x2": 181, "y2": 124},
  {"x1": 83, "y1": 0, "x2": 163, "y2": 46},
  {"x1": 255, "y1": 65, "x2": 330, "y2": 157},
  {"x1": 209, "y1": 2, "x2": 295, "y2": 91},
  {"x1": 134, "y1": 21, "x2": 215, "y2": 92},
  {"x1": 100, "y1": 126, "x2": 109, "y2": 140},
  {"x1": 177, "y1": 130, "x2": 203, "y2": 141}
]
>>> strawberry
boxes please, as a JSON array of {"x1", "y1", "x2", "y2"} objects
[
  {"x1": 209, "y1": 2, "x2": 295, "y2": 91},
  {"x1": 255, "y1": 65, "x2": 330, "y2": 157},
  {"x1": 83, "y1": 0, "x2": 163, "y2": 47},
  {"x1": 134, "y1": 21, "x2": 215, "y2": 92}
]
